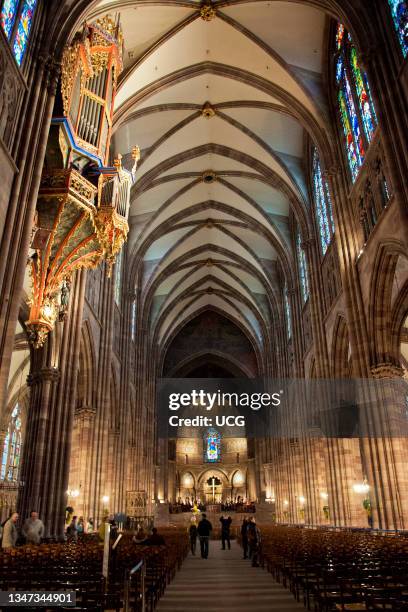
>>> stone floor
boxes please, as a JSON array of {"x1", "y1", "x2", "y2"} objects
[{"x1": 156, "y1": 540, "x2": 305, "y2": 611}]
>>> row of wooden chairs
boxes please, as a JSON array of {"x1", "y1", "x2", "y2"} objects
[
  {"x1": 0, "y1": 527, "x2": 189, "y2": 611},
  {"x1": 242, "y1": 526, "x2": 408, "y2": 612}
]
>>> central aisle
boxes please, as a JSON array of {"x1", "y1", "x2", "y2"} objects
[{"x1": 156, "y1": 540, "x2": 305, "y2": 612}]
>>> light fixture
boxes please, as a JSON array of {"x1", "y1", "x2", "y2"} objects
[
  {"x1": 299, "y1": 496, "x2": 306, "y2": 505},
  {"x1": 320, "y1": 492, "x2": 329, "y2": 500},
  {"x1": 353, "y1": 482, "x2": 370, "y2": 494},
  {"x1": 283, "y1": 499, "x2": 289, "y2": 506},
  {"x1": 102, "y1": 495, "x2": 109, "y2": 504}
]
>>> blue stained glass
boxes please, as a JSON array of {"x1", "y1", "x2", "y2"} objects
[
  {"x1": 336, "y1": 55, "x2": 343, "y2": 83},
  {"x1": 204, "y1": 428, "x2": 221, "y2": 463},
  {"x1": 1, "y1": 0, "x2": 19, "y2": 39},
  {"x1": 344, "y1": 73, "x2": 365, "y2": 161},
  {"x1": 13, "y1": 0, "x2": 37, "y2": 66},
  {"x1": 284, "y1": 284, "x2": 292, "y2": 340},
  {"x1": 350, "y1": 46, "x2": 377, "y2": 142},
  {"x1": 297, "y1": 231, "x2": 309, "y2": 303},
  {"x1": 335, "y1": 23, "x2": 379, "y2": 182},
  {"x1": 313, "y1": 149, "x2": 335, "y2": 255},
  {"x1": 388, "y1": 0, "x2": 408, "y2": 57}
]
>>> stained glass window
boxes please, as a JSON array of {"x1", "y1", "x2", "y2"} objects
[
  {"x1": 13, "y1": 0, "x2": 37, "y2": 65},
  {"x1": 312, "y1": 148, "x2": 335, "y2": 255},
  {"x1": 1, "y1": 0, "x2": 37, "y2": 65},
  {"x1": 296, "y1": 230, "x2": 309, "y2": 303},
  {"x1": 114, "y1": 249, "x2": 123, "y2": 305},
  {"x1": 1, "y1": 404, "x2": 22, "y2": 482},
  {"x1": 131, "y1": 299, "x2": 136, "y2": 341},
  {"x1": 350, "y1": 46, "x2": 377, "y2": 142},
  {"x1": 388, "y1": 0, "x2": 408, "y2": 57},
  {"x1": 204, "y1": 428, "x2": 221, "y2": 463},
  {"x1": 284, "y1": 284, "x2": 292, "y2": 340},
  {"x1": 1, "y1": 0, "x2": 19, "y2": 39},
  {"x1": 335, "y1": 23, "x2": 377, "y2": 182}
]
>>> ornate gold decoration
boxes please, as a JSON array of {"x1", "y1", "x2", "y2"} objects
[
  {"x1": 28, "y1": 16, "x2": 134, "y2": 348},
  {"x1": 202, "y1": 170, "x2": 217, "y2": 184},
  {"x1": 61, "y1": 42, "x2": 80, "y2": 116},
  {"x1": 26, "y1": 147, "x2": 139, "y2": 348},
  {"x1": 202, "y1": 102, "x2": 215, "y2": 119},
  {"x1": 370, "y1": 363, "x2": 404, "y2": 379},
  {"x1": 200, "y1": 1, "x2": 216, "y2": 21}
]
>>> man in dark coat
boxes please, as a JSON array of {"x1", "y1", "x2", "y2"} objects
[
  {"x1": 197, "y1": 513, "x2": 212, "y2": 558},
  {"x1": 241, "y1": 517, "x2": 249, "y2": 559},
  {"x1": 220, "y1": 515, "x2": 232, "y2": 550},
  {"x1": 247, "y1": 517, "x2": 261, "y2": 567}
]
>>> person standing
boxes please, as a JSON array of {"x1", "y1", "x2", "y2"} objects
[
  {"x1": 241, "y1": 517, "x2": 249, "y2": 559},
  {"x1": 189, "y1": 522, "x2": 198, "y2": 555},
  {"x1": 66, "y1": 515, "x2": 78, "y2": 542},
  {"x1": 1, "y1": 512, "x2": 19, "y2": 549},
  {"x1": 220, "y1": 515, "x2": 232, "y2": 550},
  {"x1": 247, "y1": 517, "x2": 261, "y2": 567},
  {"x1": 22, "y1": 511, "x2": 44, "y2": 545},
  {"x1": 197, "y1": 513, "x2": 212, "y2": 559}
]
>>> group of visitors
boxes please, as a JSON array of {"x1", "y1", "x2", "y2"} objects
[
  {"x1": 188, "y1": 513, "x2": 260, "y2": 564},
  {"x1": 188, "y1": 513, "x2": 233, "y2": 558},
  {"x1": 241, "y1": 517, "x2": 261, "y2": 567},
  {"x1": 1, "y1": 511, "x2": 44, "y2": 548},
  {"x1": 66, "y1": 516, "x2": 94, "y2": 542},
  {"x1": 189, "y1": 514, "x2": 212, "y2": 558}
]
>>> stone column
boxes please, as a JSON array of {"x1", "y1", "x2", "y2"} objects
[
  {"x1": 18, "y1": 270, "x2": 86, "y2": 539},
  {"x1": 0, "y1": 58, "x2": 60, "y2": 416},
  {"x1": 69, "y1": 405, "x2": 96, "y2": 519},
  {"x1": 363, "y1": 364, "x2": 407, "y2": 530},
  {"x1": 0, "y1": 427, "x2": 7, "y2": 458},
  {"x1": 85, "y1": 265, "x2": 114, "y2": 524}
]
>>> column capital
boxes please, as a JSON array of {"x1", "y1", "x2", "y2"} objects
[
  {"x1": 27, "y1": 366, "x2": 60, "y2": 386},
  {"x1": 370, "y1": 362, "x2": 404, "y2": 379},
  {"x1": 127, "y1": 290, "x2": 137, "y2": 301},
  {"x1": 46, "y1": 59, "x2": 62, "y2": 95}
]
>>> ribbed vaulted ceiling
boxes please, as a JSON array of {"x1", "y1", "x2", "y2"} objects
[{"x1": 91, "y1": 0, "x2": 330, "y2": 357}]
